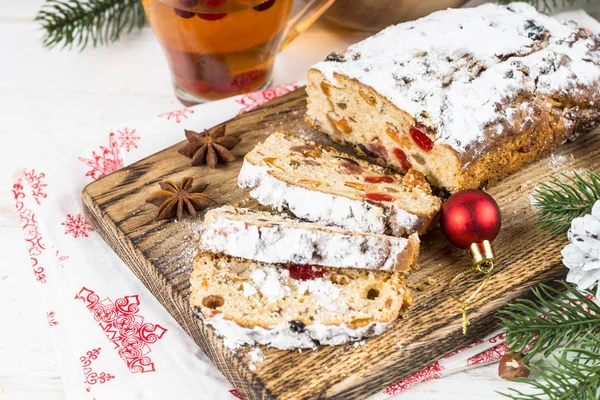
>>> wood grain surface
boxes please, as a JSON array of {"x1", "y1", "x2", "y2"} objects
[{"x1": 82, "y1": 87, "x2": 600, "y2": 400}]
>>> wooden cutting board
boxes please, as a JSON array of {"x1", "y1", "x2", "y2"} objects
[{"x1": 82, "y1": 87, "x2": 600, "y2": 400}]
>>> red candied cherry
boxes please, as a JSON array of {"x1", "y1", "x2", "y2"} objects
[
  {"x1": 364, "y1": 176, "x2": 394, "y2": 184},
  {"x1": 365, "y1": 193, "x2": 395, "y2": 202},
  {"x1": 174, "y1": 8, "x2": 197, "y2": 18},
  {"x1": 197, "y1": 12, "x2": 227, "y2": 20},
  {"x1": 286, "y1": 264, "x2": 326, "y2": 281},
  {"x1": 393, "y1": 148, "x2": 413, "y2": 171},
  {"x1": 253, "y1": 0, "x2": 276, "y2": 11},
  {"x1": 409, "y1": 125, "x2": 434, "y2": 152}
]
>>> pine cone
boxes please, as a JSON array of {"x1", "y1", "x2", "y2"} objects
[{"x1": 562, "y1": 200, "x2": 600, "y2": 297}]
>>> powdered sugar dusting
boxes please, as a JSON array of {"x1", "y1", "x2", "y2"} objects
[
  {"x1": 200, "y1": 206, "x2": 417, "y2": 271},
  {"x1": 298, "y1": 279, "x2": 341, "y2": 311},
  {"x1": 313, "y1": 3, "x2": 600, "y2": 160}
]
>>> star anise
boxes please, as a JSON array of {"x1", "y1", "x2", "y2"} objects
[
  {"x1": 178, "y1": 125, "x2": 241, "y2": 168},
  {"x1": 145, "y1": 177, "x2": 215, "y2": 221}
]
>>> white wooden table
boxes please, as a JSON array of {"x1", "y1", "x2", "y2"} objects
[{"x1": 0, "y1": 1, "x2": 528, "y2": 398}]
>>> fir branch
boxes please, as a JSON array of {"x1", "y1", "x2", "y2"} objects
[
  {"x1": 498, "y1": 0, "x2": 581, "y2": 13},
  {"x1": 35, "y1": 0, "x2": 147, "y2": 50},
  {"x1": 533, "y1": 169, "x2": 600, "y2": 237},
  {"x1": 500, "y1": 333, "x2": 600, "y2": 400},
  {"x1": 498, "y1": 281, "x2": 600, "y2": 362}
]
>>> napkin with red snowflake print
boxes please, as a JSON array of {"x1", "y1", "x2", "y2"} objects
[{"x1": 12, "y1": 11, "x2": 600, "y2": 394}]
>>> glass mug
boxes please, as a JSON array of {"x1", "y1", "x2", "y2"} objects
[{"x1": 142, "y1": 0, "x2": 335, "y2": 105}]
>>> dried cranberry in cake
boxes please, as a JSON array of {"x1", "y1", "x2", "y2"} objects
[
  {"x1": 286, "y1": 264, "x2": 326, "y2": 281},
  {"x1": 197, "y1": 12, "x2": 227, "y2": 20},
  {"x1": 365, "y1": 176, "x2": 394, "y2": 184},
  {"x1": 368, "y1": 139, "x2": 388, "y2": 158},
  {"x1": 409, "y1": 125, "x2": 434, "y2": 152},
  {"x1": 358, "y1": 144, "x2": 380, "y2": 159},
  {"x1": 336, "y1": 157, "x2": 363, "y2": 175},
  {"x1": 253, "y1": 0, "x2": 276, "y2": 11},
  {"x1": 393, "y1": 148, "x2": 413, "y2": 171},
  {"x1": 365, "y1": 193, "x2": 395, "y2": 202}
]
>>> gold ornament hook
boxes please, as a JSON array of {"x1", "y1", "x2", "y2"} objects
[{"x1": 449, "y1": 240, "x2": 495, "y2": 334}]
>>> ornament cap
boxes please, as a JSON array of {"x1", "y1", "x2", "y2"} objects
[{"x1": 469, "y1": 240, "x2": 495, "y2": 270}]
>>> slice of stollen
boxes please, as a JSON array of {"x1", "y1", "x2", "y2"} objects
[
  {"x1": 238, "y1": 131, "x2": 442, "y2": 237},
  {"x1": 200, "y1": 205, "x2": 419, "y2": 272},
  {"x1": 190, "y1": 252, "x2": 413, "y2": 350}
]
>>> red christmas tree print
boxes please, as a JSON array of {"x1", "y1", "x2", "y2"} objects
[
  {"x1": 383, "y1": 361, "x2": 445, "y2": 395},
  {"x1": 158, "y1": 107, "x2": 194, "y2": 123},
  {"x1": 24, "y1": 169, "x2": 48, "y2": 205},
  {"x1": 75, "y1": 287, "x2": 167, "y2": 373},
  {"x1": 80, "y1": 348, "x2": 115, "y2": 392},
  {"x1": 236, "y1": 83, "x2": 300, "y2": 115},
  {"x1": 116, "y1": 127, "x2": 140, "y2": 152},
  {"x1": 79, "y1": 133, "x2": 124, "y2": 180},
  {"x1": 62, "y1": 214, "x2": 94, "y2": 238}
]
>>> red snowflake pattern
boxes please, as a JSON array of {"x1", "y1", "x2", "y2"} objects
[
  {"x1": 229, "y1": 389, "x2": 245, "y2": 399},
  {"x1": 79, "y1": 133, "x2": 124, "y2": 180},
  {"x1": 236, "y1": 83, "x2": 300, "y2": 115},
  {"x1": 116, "y1": 127, "x2": 140, "y2": 152},
  {"x1": 383, "y1": 361, "x2": 445, "y2": 395},
  {"x1": 24, "y1": 169, "x2": 48, "y2": 205},
  {"x1": 12, "y1": 180, "x2": 46, "y2": 283},
  {"x1": 75, "y1": 287, "x2": 167, "y2": 373},
  {"x1": 442, "y1": 338, "x2": 485, "y2": 359},
  {"x1": 81, "y1": 348, "x2": 115, "y2": 392},
  {"x1": 47, "y1": 311, "x2": 58, "y2": 327},
  {"x1": 158, "y1": 107, "x2": 194, "y2": 123},
  {"x1": 62, "y1": 214, "x2": 94, "y2": 238}
]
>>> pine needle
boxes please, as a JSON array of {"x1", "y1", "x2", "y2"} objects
[
  {"x1": 35, "y1": 0, "x2": 147, "y2": 50},
  {"x1": 532, "y1": 169, "x2": 600, "y2": 237},
  {"x1": 499, "y1": 282, "x2": 600, "y2": 362},
  {"x1": 499, "y1": 282, "x2": 600, "y2": 399}
]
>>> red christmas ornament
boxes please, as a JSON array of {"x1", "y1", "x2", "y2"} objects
[
  {"x1": 440, "y1": 189, "x2": 501, "y2": 249},
  {"x1": 439, "y1": 189, "x2": 502, "y2": 334}
]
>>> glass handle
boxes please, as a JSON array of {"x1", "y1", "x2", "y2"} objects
[{"x1": 281, "y1": 0, "x2": 336, "y2": 50}]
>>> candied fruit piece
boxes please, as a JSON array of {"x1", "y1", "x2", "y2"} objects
[
  {"x1": 393, "y1": 148, "x2": 413, "y2": 172},
  {"x1": 358, "y1": 144, "x2": 379, "y2": 158},
  {"x1": 337, "y1": 159, "x2": 362, "y2": 175},
  {"x1": 364, "y1": 176, "x2": 394, "y2": 184},
  {"x1": 299, "y1": 179, "x2": 322, "y2": 188},
  {"x1": 345, "y1": 181, "x2": 368, "y2": 191},
  {"x1": 286, "y1": 264, "x2": 326, "y2": 281},
  {"x1": 290, "y1": 145, "x2": 321, "y2": 159},
  {"x1": 385, "y1": 124, "x2": 402, "y2": 145},
  {"x1": 263, "y1": 157, "x2": 278, "y2": 166},
  {"x1": 365, "y1": 192, "x2": 395, "y2": 202},
  {"x1": 320, "y1": 81, "x2": 332, "y2": 96},
  {"x1": 359, "y1": 89, "x2": 377, "y2": 106},
  {"x1": 402, "y1": 169, "x2": 431, "y2": 194},
  {"x1": 327, "y1": 114, "x2": 352, "y2": 134},
  {"x1": 409, "y1": 125, "x2": 434, "y2": 152},
  {"x1": 202, "y1": 295, "x2": 224, "y2": 309}
]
